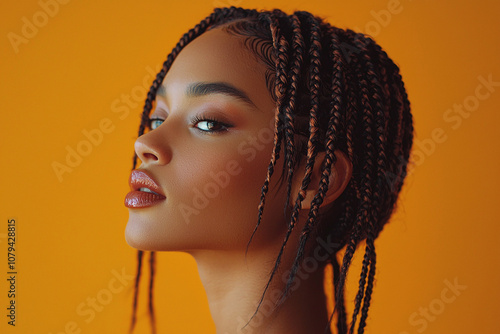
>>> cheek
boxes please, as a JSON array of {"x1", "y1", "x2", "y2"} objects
[
  {"x1": 177, "y1": 142, "x2": 271, "y2": 216},
  {"x1": 175, "y1": 132, "x2": 274, "y2": 201},
  {"x1": 170, "y1": 135, "x2": 283, "y2": 249}
]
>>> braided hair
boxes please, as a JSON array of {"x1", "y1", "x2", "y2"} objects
[{"x1": 128, "y1": 6, "x2": 413, "y2": 334}]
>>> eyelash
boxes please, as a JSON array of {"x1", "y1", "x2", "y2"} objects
[{"x1": 147, "y1": 114, "x2": 233, "y2": 134}]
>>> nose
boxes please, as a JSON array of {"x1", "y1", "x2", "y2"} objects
[{"x1": 134, "y1": 129, "x2": 172, "y2": 166}]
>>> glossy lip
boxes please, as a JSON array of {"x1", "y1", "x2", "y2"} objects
[{"x1": 125, "y1": 169, "x2": 166, "y2": 208}]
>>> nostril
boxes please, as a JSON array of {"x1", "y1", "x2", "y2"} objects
[
  {"x1": 143, "y1": 152, "x2": 159, "y2": 161},
  {"x1": 134, "y1": 135, "x2": 170, "y2": 165}
]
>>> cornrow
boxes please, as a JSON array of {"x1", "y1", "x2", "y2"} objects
[
  {"x1": 241, "y1": 13, "x2": 294, "y2": 323},
  {"x1": 129, "y1": 6, "x2": 413, "y2": 334},
  {"x1": 325, "y1": 25, "x2": 349, "y2": 334},
  {"x1": 332, "y1": 29, "x2": 371, "y2": 333},
  {"x1": 281, "y1": 10, "x2": 324, "y2": 299},
  {"x1": 332, "y1": 254, "x2": 348, "y2": 333},
  {"x1": 282, "y1": 13, "x2": 304, "y2": 217},
  {"x1": 128, "y1": 250, "x2": 142, "y2": 333},
  {"x1": 249, "y1": 10, "x2": 321, "y2": 316},
  {"x1": 348, "y1": 31, "x2": 386, "y2": 334},
  {"x1": 148, "y1": 252, "x2": 156, "y2": 334},
  {"x1": 247, "y1": 12, "x2": 288, "y2": 251},
  {"x1": 129, "y1": 251, "x2": 156, "y2": 334}
]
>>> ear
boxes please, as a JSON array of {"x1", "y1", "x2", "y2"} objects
[{"x1": 292, "y1": 150, "x2": 352, "y2": 210}]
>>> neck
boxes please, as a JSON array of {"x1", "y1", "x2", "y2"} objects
[{"x1": 188, "y1": 245, "x2": 332, "y2": 334}]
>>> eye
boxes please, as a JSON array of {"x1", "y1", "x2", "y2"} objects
[
  {"x1": 147, "y1": 118, "x2": 163, "y2": 131},
  {"x1": 191, "y1": 115, "x2": 233, "y2": 133}
]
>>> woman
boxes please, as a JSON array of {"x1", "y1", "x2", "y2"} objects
[{"x1": 124, "y1": 6, "x2": 413, "y2": 334}]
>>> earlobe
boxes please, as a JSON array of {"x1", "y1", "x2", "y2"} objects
[
  {"x1": 299, "y1": 150, "x2": 352, "y2": 210},
  {"x1": 322, "y1": 150, "x2": 352, "y2": 208}
]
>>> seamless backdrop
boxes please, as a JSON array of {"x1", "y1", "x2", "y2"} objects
[{"x1": 1, "y1": 0, "x2": 499, "y2": 333}]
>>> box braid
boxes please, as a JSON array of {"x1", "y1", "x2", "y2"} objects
[{"x1": 128, "y1": 6, "x2": 413, "y2": 334}]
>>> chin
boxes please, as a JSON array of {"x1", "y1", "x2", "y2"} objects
[
  {"x1": 125, "y1": 221, "x2": 152, "y2": 251},
  {"x1": 124, "y1": 212, "x2": 195, "y2": 252},
  {"x1": 125, "y1": 213, "x2": 165, "y2": 251}
]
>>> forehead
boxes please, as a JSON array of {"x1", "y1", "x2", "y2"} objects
[{"x1": 161, "y1": 27, "x2": 273, "y2": 110}]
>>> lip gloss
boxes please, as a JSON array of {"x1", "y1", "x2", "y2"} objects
[
  {"x1": 125, "y1": 190, "x2": 166, "y2": 208},
  {"x1": 125, "y1": 169, "x2": 166, "y2": 208}
]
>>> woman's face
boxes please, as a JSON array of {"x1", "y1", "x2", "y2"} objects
[{"x1": 125, "y1": 27, "x2": 289, "y2": 252}]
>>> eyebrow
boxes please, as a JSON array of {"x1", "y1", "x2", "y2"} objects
[{"x1": 156, "y1": 82, "x2": 257, "y2": 108}]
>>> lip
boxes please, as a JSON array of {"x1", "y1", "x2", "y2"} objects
[{"x1": 125, "y1": 169, "x2": 166, "y2": 208}]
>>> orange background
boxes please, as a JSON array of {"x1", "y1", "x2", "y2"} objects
[{"x1": 1, "y1": 0, "x2": 499, "y2": 333}]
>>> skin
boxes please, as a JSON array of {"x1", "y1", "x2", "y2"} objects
[{"x1": 125, "y1": 26, "x2": 352, "y2": 334}]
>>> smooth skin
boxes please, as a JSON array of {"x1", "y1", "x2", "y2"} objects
[{"x1": 125, "y1": 26, "x2": 352, "y2": 334}]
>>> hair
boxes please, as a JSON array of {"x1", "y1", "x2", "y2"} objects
[{"x1": 128, "y1": 6, "x2": 413, "y2": 334}]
